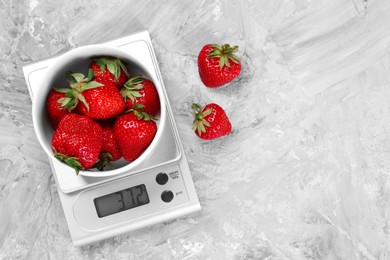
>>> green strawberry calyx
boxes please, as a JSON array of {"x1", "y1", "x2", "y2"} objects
[
  {"x1": 120, "y1": 76, "x2": 145, "y2": 102},
  {"x1": 55, "y1": 70, "x2": 104, "y2": 111},
  {"x1": 191, "y1": 103, "x2": 212, "y2": 136},
  {"x1": 126, "y1": 104, "x2": 157, "y2": 121},
  {"x1": 208, "y1": 44, "x2": 240, "y2": 69},
  {"x1": 54, "y1": 151, "x2": 83, "y2": 175},
  {"x1": 93, "y1": 152, "x2": 114, "y2": 171},
  {"x1": 95, "y1": 57, "x2": 130, "y2": 80}
]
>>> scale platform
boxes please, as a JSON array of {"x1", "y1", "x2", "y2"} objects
[{"x1": 22, "y1": 31, "x2": 201, "y2": 246}]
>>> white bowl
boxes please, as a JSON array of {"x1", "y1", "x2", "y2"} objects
[{"x1": 32, "y1": 45, "x2": 166, "y2": 177}]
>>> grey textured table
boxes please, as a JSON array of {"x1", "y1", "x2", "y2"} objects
[{"x1": 1, "y1": 0, "x2": 390, "y2": 259}]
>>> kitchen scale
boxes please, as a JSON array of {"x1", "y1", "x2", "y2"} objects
[{"x1": 22, "y1": 31, "x2": 201, "y2": 246}]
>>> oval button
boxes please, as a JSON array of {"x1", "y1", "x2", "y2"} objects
[
  {"x1": 161, "y1": 190, "x2": 174, "y2": 203},
  {"x1": 156, "y1": 172, "x2": 169, "y2": 185}
]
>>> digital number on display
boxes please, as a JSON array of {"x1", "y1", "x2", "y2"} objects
[{"x1": 94, "y1": 184, "x2": 150, "y2": 218}]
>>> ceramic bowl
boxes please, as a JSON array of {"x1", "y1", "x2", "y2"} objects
[{"x1": 32, "y1": 45, "x2": 166, "y2": 177}]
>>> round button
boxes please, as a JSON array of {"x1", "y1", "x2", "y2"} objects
[
  {"x1": 161, "y1": 190, "x2": 174, "y2": 203},
  {"x1": 156, "y1": 172, "x2": 169, "y2": 185}
]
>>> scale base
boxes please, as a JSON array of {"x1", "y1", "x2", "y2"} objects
[{"x1": 22, "y1": 30, "x2": 201, "y2": 246}]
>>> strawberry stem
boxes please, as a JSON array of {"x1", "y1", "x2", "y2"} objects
[
  {"x1": 55, "y1": 72, "x2": 104, "y2": 112},
  {"x1": 54, "y1": 152, "x2": 83, "y2": 175},
  {"x1": 127, "y1": 104, "x2": 157, "y2": 121},
  {"x1": 93, "y1": 152, "x2": 114, "y2": 171},
  {"x1": 121, "y1": 76, "x2": 145, "y2": 102},
  {"x1": 208, "y1": 44, "x2": 240, "y2": 69},
  {"x1": 191, "y1": 103, "x2": 212, "y2": 136},
  {"x1": 94, "y1": 57, "x2": 130, "y2": 80}
]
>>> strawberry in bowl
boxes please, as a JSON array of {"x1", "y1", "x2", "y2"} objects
[
  {"x1": 114, "y1": 104, "x2": 158, "y2": 162},
  {"x1": 32, "y1": 45, "x2": 166, "y2": 177},
  {"x1": 89, "y1": 57, "x2": 129, "y2": 88},
  {"x1": 121, "y1": 76, "x2": 160, "y2": 117},
  {"x1": 52, "y1": 114, "x2": 103, "y2": 174}
]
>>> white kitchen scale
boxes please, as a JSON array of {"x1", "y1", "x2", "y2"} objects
[{"x1": 22, "y1": 31, "x2": 201, "y2": 246}]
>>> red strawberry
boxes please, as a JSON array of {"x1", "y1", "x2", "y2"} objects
[
  {"x1": 94, "y1": 123, "x2": 122, "y2": 171},
  {"x1": 191, "y1": 103, "x2": 232, "y2": 140},
  {"x1": 120, "y1": 76, "x2": 160, "y2": 116},
  {"x1": 46, "y1": 89, "x2": 71, "y2": 129},
  {"x1": 58, "y1": 72, "x2": 125, "y2": 119},
  {"x1": 51, "y1": 114, "x2": 103, "y2": 174},
  {"x1": 75, "y1": 82, "x2": 126, "y2": 119},
  {"x1": 114, "y1": 105, "x2": 157, "y2": 162},
  {"x1": 89, "y1": 57, "x2": 129, "y2": 88},
  {"x1": 198, "y1": 44, "x2": 241, "y2": 88}
]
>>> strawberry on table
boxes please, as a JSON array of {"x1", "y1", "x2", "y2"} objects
[
  {"x1": 94, "y1": 123, "x2": 122, "y2": 171},
  {"x1": 51, "y1": 114, "x2": 103, "y2": 174},
  {"x1": 198, "y1": 44, "x2": 241, "y2": 88},
  {"x1": 57, "y1": 71, "x2": 125, "y2": 119},
  {"x1": 120, "y1": 76, "x2": 160, "y2": 116},
  {"x1": 191, "y1": 103, "x2": 232, "y2": 140},
  {"x1": 46, "y1": 89, "x2": 71, "y2": 129},
  {"x1": 114, "y1": 104, "x2": 157, "y2": 162},
  {"x1": 89, "y1": 57, "x2": 129, "y2": 88}
]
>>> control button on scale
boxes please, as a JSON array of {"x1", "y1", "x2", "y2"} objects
[
  {"x1": 156, "y1": 172, "x2": 169, "y2": 185},
  {"x1": 161, "y1": 190, "x2": 174, "y2": 203}
]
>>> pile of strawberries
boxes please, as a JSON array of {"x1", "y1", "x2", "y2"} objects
[{"x1": 47, "y1": 57, "x2": 160, "y2": 174}]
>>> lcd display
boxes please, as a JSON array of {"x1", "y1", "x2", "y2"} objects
[{"x1": 94, "y1": 184, "x2": 149, "y2": 218}]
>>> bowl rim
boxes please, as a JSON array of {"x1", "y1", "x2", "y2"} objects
[{"x1": 32, "y1": 44, "x2": 167, "y2": 177}]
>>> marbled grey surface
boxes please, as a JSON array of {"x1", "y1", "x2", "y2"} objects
[{"x1": 1, "y1": 0, "x2": 390, "y2": 259}]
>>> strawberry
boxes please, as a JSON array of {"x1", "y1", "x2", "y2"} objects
[
  {"x1": 198, "y1": 44, "x2": 241, "y2": 88},
  {"x1": 89, "y1": 57, "x2": 129, "y2": 88},
  {"x1": 51, "y1": 114, "x2": 103, "y2": 174},
  {"x1": 94, "y1": 123, "x2": 122, "y2": 171},
  {"x1": 114, "y1": 105, "x2": 157, "y2": 162},
  {"x1": 191, "y1": 103, "x2": 232, "y2": 140},
  {"x1": 55, "y1": 71, "x2": 103, "y2": 110},
  {"x1": 75, "y1": 81, "x2": 126, "y2": 119},
  {"x1": 120, "y1": 76, "x2": 160, "y2": 116},
  {"x1": 46, "y1": 89, "x2": 71, "y2": 129},
  {"x1": 57, "y1": 72, "x2": 125, "y2": 119}
]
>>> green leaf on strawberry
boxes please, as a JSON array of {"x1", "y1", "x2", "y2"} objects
[
  {"x1": 54, "y1": 152, "x2": 83, "y2": 175},
  {"x1": 191, "y1": 103, "x2": 212, "y2": 135},
  {"x1": 121, "y1": 76, "x2": 145, "y2": 102},
  {"x1": 129, "y1": 104, "x2": 157, "y2": 121},
  {"x1": 118, "y1": 60, "x2": 130, "y2": 77},
  {"x1": 208, "y1": 44, "x2": 240, "y2": 69},
  {"x1": 87, "y1": 68, "x2": 94, "y2": 82},
  {"x1": 55, "y1": 71, "x2": 104, "y2": 112},
  {"x1": 55, "y1": 87, "x2": 72, "y2": 94},
  {"x1": 106, "y1": 60, "x2": 120, "y2": 80},
  {"x1": 60, "y1": 98, "x2": 75, "y2": 110},
  {"x1": 70, "y1": 72, "x2": 86, "y2": 83},
  {"x1": 94, "y1": 58, "x2": 130, "y2": 80},
  {"x1": 76, "y1": 92, "x2": 90, "y2": 111},
  {"x1": 83, "y1": 81, "x2": 105, "y2": 91}
]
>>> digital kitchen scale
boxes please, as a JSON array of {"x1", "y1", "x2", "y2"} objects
[{"x1": 22, "y1": 31, "x2": 201, "y2": 246}]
